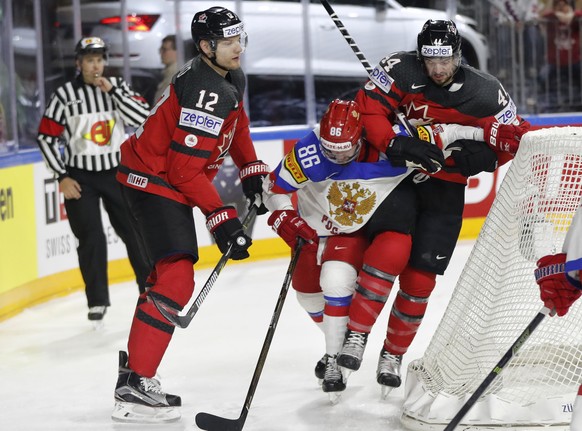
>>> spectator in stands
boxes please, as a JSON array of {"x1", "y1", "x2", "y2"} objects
[
  {"x1": 154, "y1": 34, "x2": 178, "y2": 102},
  {"x1": 489, "y1": 0, "x2": 543, "y2": 77},
  {"x1": 539, "y1": 0, "x2": 582, "y2": 110}
]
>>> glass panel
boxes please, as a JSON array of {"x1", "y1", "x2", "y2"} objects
[
  {"x1": 0, "y1": 0, "x2": 16, "y2": 153},
  {"x1": 12, "y1": 0, "x2": 41, "y2": 149}
]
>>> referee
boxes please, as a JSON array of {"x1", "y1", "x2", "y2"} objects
[{"x1": 37, "y1": 37, "x2": 151, "y2": 327}]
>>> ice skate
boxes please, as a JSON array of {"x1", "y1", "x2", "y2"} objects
[
  {"x1": 88, "y1": 306, "x2": 107, "y2": 329},
  {"x1": 337, "y1": 329, "x2": 368, "y2": 371},
  {"x1": 112, "y1": 351, "x2": 181, "y2": 423},
  {"x1": 322, "y1": 355, "x2": 345, "y2": 404},
  {"x1": 376, "y1": 347, "x2": 402, "y2": 399},
  {"x1": 314, "y1": 353, "x2": 330, "y2": 384}
]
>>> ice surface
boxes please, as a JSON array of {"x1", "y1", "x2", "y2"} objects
[{"x1": 0, "y1": 241, "x2": 474, "y2": 430}]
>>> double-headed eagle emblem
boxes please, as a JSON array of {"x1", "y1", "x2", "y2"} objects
[{"x1": 327, "y1": 181, "x2": 376, "y2": 226}]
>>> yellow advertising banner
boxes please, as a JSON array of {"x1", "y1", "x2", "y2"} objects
[{"x1": 0, "y1": 164, "x2": 37, "y2": 294}]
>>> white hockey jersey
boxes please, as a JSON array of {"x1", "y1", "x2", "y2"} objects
[
  {"x1": 563, "y1": 205, "x2": 582, "y2": 288},
  {"x1": 263, "y1": 128, "x2": 410, "y2": 237}
]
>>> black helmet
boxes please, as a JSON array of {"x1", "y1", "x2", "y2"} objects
[
  {"x1": 191, "y1": 7, "x2": 244, "y2": 51},
  {"x1": 416, "y1": 20, "x2": 461, "y2": 62},
  {"x1": 74, "y1": 36, "x2": 108, "y2": 60}
]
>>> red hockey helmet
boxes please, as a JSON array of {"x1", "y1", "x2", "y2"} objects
[{"x1": 319, "y1": 99, "x2": 363, "y2": 164}]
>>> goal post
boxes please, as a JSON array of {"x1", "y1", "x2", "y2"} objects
[{"x1": 401, "y1": 127, "x2": 582, "y2": 431}]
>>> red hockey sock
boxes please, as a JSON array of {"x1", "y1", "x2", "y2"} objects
[
  {"x1": 128, "y1": 254, "x2": 195, "y2": 377},
  {"x1": 384, "y1": 266, "x2": 436, "y2": 355},
  {"x1": 347, "y1": 231, "x2": 411, "y2": 333}
]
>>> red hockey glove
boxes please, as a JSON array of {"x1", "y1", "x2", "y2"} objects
[
  {"x1": 535, "y1": 253, "x2": 582, "y2": 316},
  {"x1": 268, "y1": 210, "x2": 318, "y2": 250},
  {"x1": 483, "y1": 121, "x2": 529, "y2": 155},
  {"x1": 239, "y1": 160, "x2": 270, "y2": 215},
  {"x1": 206, "y1": 206, "x2": 252, "y2": 260}
]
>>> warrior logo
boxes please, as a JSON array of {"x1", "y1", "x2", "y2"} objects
[{"x1": 327, "y1": 181, "x2": 376, "y2": 227}]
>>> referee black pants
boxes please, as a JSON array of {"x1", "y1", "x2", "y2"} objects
[{"x1": 64, "y1": 167, "x2": 151, "y2": 307}]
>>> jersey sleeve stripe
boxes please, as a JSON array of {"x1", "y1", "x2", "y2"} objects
[{"x1": 169, "y1": 141, "x2": 212, "y2": 159}]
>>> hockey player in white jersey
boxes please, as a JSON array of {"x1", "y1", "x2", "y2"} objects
[
  {"x1": 263, "y1": 99, "x2": 486, "y2": 401},
  {"x1": 535, "y1": 204, "x2": 582, "y2": 429}
]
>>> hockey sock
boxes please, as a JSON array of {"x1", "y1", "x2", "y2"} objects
[
  {"x1": 292, "y1": 245, "x2": 324, "y2": 329},
  {"x1": 128, "y1": 254, "x2": 195, "y2": 377},
  {"x1": 347, "y1": 231, "x2": 411, "y2": 333},
  {"x1": 296, "y1": 291, "x2": 325, "y2": 329},
  {"x1": 324, "y1": 295, "x2": 351, "y2": 354},
  {"x1": 384, "y1": 266, "x2": 436, "y2": 355}
]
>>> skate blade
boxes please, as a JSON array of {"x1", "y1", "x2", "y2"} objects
[
  {"x1": 339, "y1": 367, "x2": 353, "y2": 381},
  {"x1": 111, "y1": 400, "x2": 181, "y2": 423},
  {"x1": 380, "y1": 385, "x2": 395, "y2": 400},
  {"x1": 328, "y1": 392, "x2": 343, "y2": 405},
  {"x1": 92, "y1": 320, "x2": 105, "y2": 331}
]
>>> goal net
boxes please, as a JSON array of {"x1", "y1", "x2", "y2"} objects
[{"x1": 401, "y1": 127, "x2": 582, "y2": 431}]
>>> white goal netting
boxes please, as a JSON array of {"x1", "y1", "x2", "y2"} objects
[{"x1": 402, "y1": 127, "x2": 582, "y2": 431}]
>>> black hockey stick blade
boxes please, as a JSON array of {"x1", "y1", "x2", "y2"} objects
[
  {"x1": 443, "y1": 305, "x2": 552, "y2": 431},
  {"x1": 195, "y1": 412, "x2": 244, "y2": 431},
  {"x1": 152, "y1": 206, "x2": 258, "y2": 328},
  {"x1": 196, "y1": 240, "x2": 304, "y2": 431}
]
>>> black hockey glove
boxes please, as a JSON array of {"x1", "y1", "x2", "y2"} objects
[
  {"x1": 206, "y1": 206, "x2": 252, "y2": 260},
  {"x1": 386, "y1": 135, "x2": 445, "y2": 174},
  {"x1": 239, "y1": 160, "x2": 269, "y2": 215},
  {"x1": 447, "y1": 139, "x2": 498, "y2": 177}
]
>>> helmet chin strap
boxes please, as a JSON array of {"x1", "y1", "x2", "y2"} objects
[{"x1": 208, "y1": 53, "x2": 230, "y2": 72}]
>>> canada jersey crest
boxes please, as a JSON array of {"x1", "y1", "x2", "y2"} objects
[{"x1": 327, "y1": 181, "x2": 376, "y2": 226}]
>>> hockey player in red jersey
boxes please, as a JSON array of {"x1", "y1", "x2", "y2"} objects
[
  {"x1": 112, "y1": 7, "x2": 269, "y2": 422},
  {"x1": 337, "y1": 19, "x2": 531, "y2": 398}
]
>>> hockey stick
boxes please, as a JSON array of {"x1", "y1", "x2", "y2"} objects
[
  {"x1": 443, "y1": 305, "x2": 552, "y2": 431},
  {"x1": 195, "y1": 239, "x2": 304, "y2": 431},
  {"x1": 318, "y1": 0, "x2": 415, "y2": 136},
  {"x1": 152, "y1": 205, "x2": 258, "y2": 328}
]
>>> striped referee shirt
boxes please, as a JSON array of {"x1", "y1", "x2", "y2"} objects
[{"x1": 37, "y1": 75, "x2": 150, "y2": 176}]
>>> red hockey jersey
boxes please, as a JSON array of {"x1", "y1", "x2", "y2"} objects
[
  {"x1": 355, "y1": 51, "x2": 530, "y2": 184},
  {"x1": 117, "y1": 56, "x2": 258, "y2": 215}
]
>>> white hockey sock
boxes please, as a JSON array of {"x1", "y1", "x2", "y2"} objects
[
  {"x1": 324, "y1": 314, "x2": 349, "y2": 355},
  {"x1": 296, "y1": 291, "x2": 324, "y2": 332}
]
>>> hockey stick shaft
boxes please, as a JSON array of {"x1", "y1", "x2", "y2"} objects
[
  {"x1": 195, "y1": 239, "x2": 304, "y2": 431},
  {"x1": 152, "y1": 205, "x2": 258, "y2": 328},
  {"x1": 318, "y1": 0, "x2": 415, "y2": 136},
  {"x1": 443, "y1": 305, "x2": 552, "y2": 431}
]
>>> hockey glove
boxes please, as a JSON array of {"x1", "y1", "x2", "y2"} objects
[
  {"x1": 268, "y1": 210, "x2": 318, "y2": 250},
  {"x1": 385, "y1": 135, "x2": 445, "y2": 174},
  {"x1": 535, "y1": 253, "x2": 582, "y2": 316},
  {"x1": 483, "y1": 121, "x2": 530, "y2": 155},
  {"x1": 206, "y1": 206, "x2": 252, "y2": 260},
  {"x1": 239, "y1": 160, "x2": 270, "y2": 215},
  {"x1": 447, "y1": 139, "x2": 498, "y2": 177}
]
